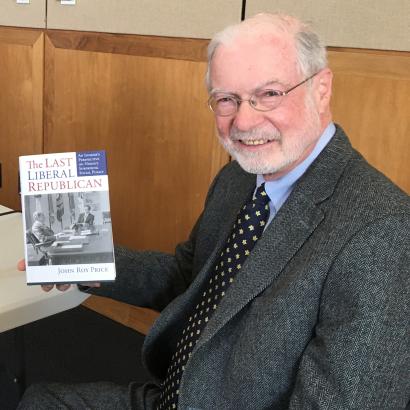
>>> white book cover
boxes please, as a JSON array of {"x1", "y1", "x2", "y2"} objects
[{"x1": 19, "y1": 151, "x2": 116, "y2": 284}]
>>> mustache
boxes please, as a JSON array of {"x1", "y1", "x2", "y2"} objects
[{"x1": 229, "y1": 126, "x2": 282, "y2": 142}]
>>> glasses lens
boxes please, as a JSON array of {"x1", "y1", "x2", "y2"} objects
[
  {"x1": 209, "y1": 96, "x2": 237, "y2": 116},
  {"x1": 253, "y1": 90, "x2": 282, "y2": 111}
]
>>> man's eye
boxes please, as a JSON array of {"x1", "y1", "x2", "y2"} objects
[
  {"x1": 259, "y1": 90, "x2": 281, "y2": 98},
  {"x1": 216, "y1": 97, "x2": 235, "y2": 105}
]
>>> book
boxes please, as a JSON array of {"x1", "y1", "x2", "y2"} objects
[{"x1": 19, "y1": 150, "x2": 116, "y2": 284}]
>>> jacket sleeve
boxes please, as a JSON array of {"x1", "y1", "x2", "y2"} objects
[
  {"x1": 84, "y1": 167, "x2": 224, "y2": 312},
  {"x1": 32, "y1": 223, "x2": 55, "y2": 243},
  {"x1": 84, "y1": 215, "x2": 201, "y2": 312},
  {"x1": 288, "y1": 214, "x2": 410, "y2": 409}
]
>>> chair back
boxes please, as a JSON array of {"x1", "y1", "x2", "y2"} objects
[
  {"x1": 26, "y1": 230, "x2": 40, "y2": 245},
  {"x1": 102, "y1": 211, "x2": 111, "y2": 224}
]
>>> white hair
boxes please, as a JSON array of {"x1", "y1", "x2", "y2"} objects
[
  {"x1": 33, "y1": 211, "x2": 44, "y2": 221},
  {"x1": 206, "y1": 13, "x2": 327, "y2": 90}
]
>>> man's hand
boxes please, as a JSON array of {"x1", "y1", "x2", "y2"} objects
[{"x1": 16, "y1": 259, "x2": 101, "y2": 292}]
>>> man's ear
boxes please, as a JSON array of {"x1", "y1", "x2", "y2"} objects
[{"x1": 315, "y1": 68, "x2": 333, "y2": 114}]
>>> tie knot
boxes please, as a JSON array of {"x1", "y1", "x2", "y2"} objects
[{"x1": 254, "y1": 183, "x2": 269, "y2": 204}]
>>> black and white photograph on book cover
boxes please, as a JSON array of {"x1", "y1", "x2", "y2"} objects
[{"x1": 24, "y1": 191, "x2": 114, "y2": 268}]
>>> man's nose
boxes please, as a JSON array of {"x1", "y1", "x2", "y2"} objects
[{"x1": 233, "y1": 101, "x2": 265, "y2": 132}]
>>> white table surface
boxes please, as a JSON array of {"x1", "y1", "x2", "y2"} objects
[{"x1": 0, "y1": 204, "x2": 89, "y2": 333}]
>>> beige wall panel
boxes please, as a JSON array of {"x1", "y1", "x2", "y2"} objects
[
  {"x1": 0, "y1": 0, "x2": 46, "y2": 29},
  {"x1": 246, "y1": 1, "x2": 410, "y2": 51},
  {"x1": 329, "y1": 49, "x2": 410, "y2": 193},
  {"x1": 46, "y1": 0, "x2": 242, "y2": 38}
]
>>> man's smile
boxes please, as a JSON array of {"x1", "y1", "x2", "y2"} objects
[{"x1": 236, "y1": 138, "x2": 276, "y2": 147}]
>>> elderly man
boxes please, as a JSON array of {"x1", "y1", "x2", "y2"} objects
[
  {"x1": 31, "y1": 211, "x2": 57, "y2": 243},
  {"x1": 18, "y1": 13, "x2": 409, "y2": 410}
]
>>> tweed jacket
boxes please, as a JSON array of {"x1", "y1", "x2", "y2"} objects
[{"x1": 92, "y1": 126, "x2": 410, "y2": 409}]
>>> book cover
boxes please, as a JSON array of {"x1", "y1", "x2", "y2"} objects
[{"x1": 19, "y1": 151, "x2": 116, "y2": 284}]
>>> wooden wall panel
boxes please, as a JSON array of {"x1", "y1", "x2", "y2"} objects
[
  {"x1": 0, "y1": 27, "x2": 44, "y2": 210},
  {"x1": 44, "y1": 31, "x2": 229, "y2": 253},
  {"x1": 46, "y1": 0, "x2": 242, "y2": 39},
  {"x1": 329, "y1": 48, "x2": 410, "y2": 193},
  {"x1": 82, "y1": 295, "x2": 160, "y2": 335}
]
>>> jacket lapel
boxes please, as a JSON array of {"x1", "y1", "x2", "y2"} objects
[
  {"x1": 171, "y1": 171, "x2": 256, "y2": 316},
  {"x1": 178, "y1": 168, "x2": 256, "y2": 304},
  {"x1": 195, "y1": 125, "x2": 354, "y2": 349},
  {"x1": 142, "y1": 169, "x2": 255, "y2": 377}
]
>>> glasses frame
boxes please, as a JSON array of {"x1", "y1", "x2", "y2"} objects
[{"x1": 208, "y1": 72, "x2": 318, "y2": 117}]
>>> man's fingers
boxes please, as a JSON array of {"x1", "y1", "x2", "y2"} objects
[
  {"x1": 56, "y1": 284, "x2": 71, "y2": 291},
  {"x1": 41, "y1": 284, "x2": 72, "y2": 292},
  {"x1": 41, "y1": 283, "x2": 98, "y2": 292}
]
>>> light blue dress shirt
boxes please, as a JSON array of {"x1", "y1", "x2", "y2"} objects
[{"x1": 256, "y1": 122, "x2": 336, "y2": 226}]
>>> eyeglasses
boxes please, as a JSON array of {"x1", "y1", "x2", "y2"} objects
[{"x1": 208, "y1": 72, "x2": 318, "y2": 117}]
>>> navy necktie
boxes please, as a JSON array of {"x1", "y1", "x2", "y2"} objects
[{"x1": 157, "y1": 183, "x2": 270, "y2": 410}]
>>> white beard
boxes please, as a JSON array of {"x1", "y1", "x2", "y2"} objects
[{"x1": 218, "y1": 97, "x2": 322, "y2": 176}]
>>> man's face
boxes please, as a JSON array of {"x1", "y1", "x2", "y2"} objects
[{"x1": 209, "y1": 35, "x2": 329, "y2": 180}]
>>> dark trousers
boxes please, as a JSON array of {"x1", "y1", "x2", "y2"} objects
[
  {"x1": 17, "y1": 381, "x2": 133, "y2": 410},
  {"x1": 0, "y1": 306, "x2": 151, "y2": 410}
]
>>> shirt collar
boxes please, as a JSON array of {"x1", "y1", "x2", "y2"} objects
[{"x1": 256, "y1": 122, "x2": 336, "y2": 215}]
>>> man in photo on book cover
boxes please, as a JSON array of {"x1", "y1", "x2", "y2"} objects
[
  {"x1": 17, "y1": 12, "x2": 409, "y2": 410},
  {"x1": 76, "y1": 204, "x2": 95, "y2": 226},
  {"x1": 31, "y1": 211, "x2": 58, "y2": 244}
]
